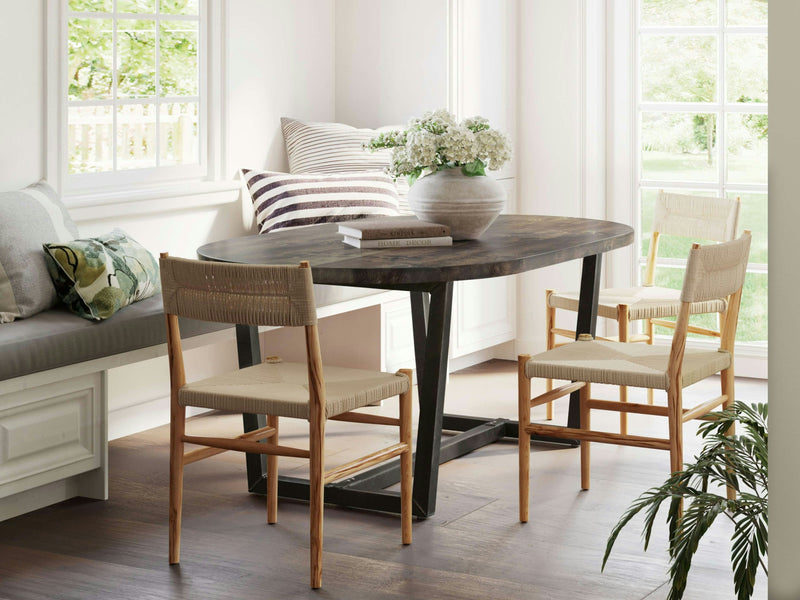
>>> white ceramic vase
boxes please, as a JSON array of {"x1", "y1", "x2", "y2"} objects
[{"x1": 407, "y1": 169, "x2": 506, "y2": 240}]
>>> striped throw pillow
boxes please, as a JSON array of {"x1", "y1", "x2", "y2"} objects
[
  {"x1": 242, "y1": 169, "x2": 400, "y2": 234},
  {"x1": 281, "y1": 117, "x2": 394, "y2": 174},
  {"x1": 280, "y1": 117, "x2": 411, "y2": 213}
]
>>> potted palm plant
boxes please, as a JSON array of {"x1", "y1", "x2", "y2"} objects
[{"x1": 603, "y1": 401, "x2": 768, "y2": 600}]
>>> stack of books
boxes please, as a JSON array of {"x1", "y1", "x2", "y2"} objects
[{"x1": 338, "y1": 217, "x2": 453, "y2": 248}]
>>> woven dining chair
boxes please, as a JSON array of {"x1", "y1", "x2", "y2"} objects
[
  {"x1": 159, "y1": 255, "x2": 413, "y2": 589},
  {"x1": 517, "y1": 232, "x2": 751, "y2": 523},
  {"x1": 544, "y1": 191, "x2": 741, "y2": 434}
]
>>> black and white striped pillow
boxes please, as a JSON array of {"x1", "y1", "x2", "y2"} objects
[
  {"x1": 280, "y1": 117, "x2": 411, "y2": 213},
  {"x1": 242, "y1": 169, "x2": 400, "y2": 234}
]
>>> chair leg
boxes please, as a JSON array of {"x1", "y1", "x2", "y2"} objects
[
  {"x1": 721, "y1": 367, "x2": 736, "y2": 501},
  {"x1": 518, "y1": 355, "x2": 532, "y2": 523},
  {"x1": 617, "y1": 306, "x2": 630, "y2": 435},
  {"x1": 580, "y1": 383, "x2": 591, "y2": 491},
  {"x1": 309, "y1": 413, "x2": 325, "y2": 588},
  {"x1": 545, "y1": 291, "x2": 556, "y2": 420},
  {"x1": 169, "y1": 404, "x2": 186, "y2": 565},
  {"x1": 645, "y1": 318, "x2": 654, "y2": 405},
  {"x1": 267, "y1": 415, "x2": 279, "y2": 525},
  {"x1": 399, "y1": 369, "x2": 413, "y2": 545},
  {"x1": 667, "y1": 386, "x2": 683, "y2": 475}
]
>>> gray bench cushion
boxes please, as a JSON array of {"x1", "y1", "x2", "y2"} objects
[{"x1": 0, "y1": 294, "x2": 231, "y2": 381}]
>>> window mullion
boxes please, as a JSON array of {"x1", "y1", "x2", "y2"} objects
[
  {"x1": 155, "y1": 3, "x2": 161, "y2": 168},
  {"x1": 112, "y1": 0, "x2": 118, "y2": 172},
  {"x1": 717, "y1": 0, "x2": 725, "y2": 198}
]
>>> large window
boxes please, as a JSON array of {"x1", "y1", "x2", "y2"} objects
[
  {"x1": 56, "y1": 0, "x2": 205, "y2": 191},
  {"x1": 637, "y1": 0, "x2": 767, "y2": 345}
]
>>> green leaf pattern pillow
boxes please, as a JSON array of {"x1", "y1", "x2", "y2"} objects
[{"x1": 43, "y1": 229, "x2": 160, "y2": 321}]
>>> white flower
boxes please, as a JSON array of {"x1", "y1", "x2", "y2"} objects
[
  {"x1": 367, "y1": 109, "x2": 512, "y2": 178},
  {"x1": 476, "y1": 129, "x2": 512, "y2": 170}
]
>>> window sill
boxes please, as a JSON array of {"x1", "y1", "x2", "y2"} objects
[{"x1": 64, "y1": 180, "x2": 242, "y2": 222}]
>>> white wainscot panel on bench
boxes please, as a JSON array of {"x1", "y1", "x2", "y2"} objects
[{"x1": 0, "y1": 373, "x2": 106, "y2": 520}]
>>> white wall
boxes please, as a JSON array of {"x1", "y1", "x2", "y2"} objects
[
  {"x1": 334, "y1": 0, "x2": 448, "y2": 127},
  {"x1": 0, "y1": 0, "x2": 45, "y2": 190},
  {"x1": 229, "y1": 0, "x2": 336, "y2": 174},
  {"x1": 767, "y1": 0, "x2": 800, "y2": 595},
  {"x1": 515, "y1": 0, "x2": 584, "y2": 354}
]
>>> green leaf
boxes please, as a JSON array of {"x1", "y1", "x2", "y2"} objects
[{"x1": 461, "y1": 159, "x2": 486, "y2": 177}]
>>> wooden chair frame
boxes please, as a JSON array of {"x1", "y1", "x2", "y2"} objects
[
  {"x1": 544, "y1": 192, "x2": 741, "y2": 433},
  {"x1": 162, "y1": 256, "x2": 412, "y2": 588},
  {"x1": 520, "y1": 234, "x2": 749, "y2": 523}
]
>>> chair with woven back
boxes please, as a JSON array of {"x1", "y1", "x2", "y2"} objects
[
  {"x1": 517, "y1": 232, "x2": 751, "y2": 522},
  {"x1": 543, "y1": 191, "x2": 741, "y2": 434},
  {"x1": 159, "y1": 255, "x2": 413, "y2": 589}
]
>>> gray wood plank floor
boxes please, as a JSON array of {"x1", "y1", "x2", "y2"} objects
[{"x1": 0, "y1": 360, "x2": 768, "y2": 599}]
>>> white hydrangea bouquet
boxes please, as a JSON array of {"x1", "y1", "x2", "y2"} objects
[{"x1": 365, "y1": 109, "x2": 512, "y2": 185}]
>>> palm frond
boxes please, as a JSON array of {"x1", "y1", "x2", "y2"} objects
[{"x1": 604, "y1": 402, "x2": 768, "y2": 600}]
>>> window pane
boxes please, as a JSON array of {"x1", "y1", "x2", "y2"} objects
[
  {"x1": 117, "y1": 103, "x2": 157, "y2": 170},
  {"x1": 726, "y1": 113, "x2": 767, "y2": 184},
  {"x1": 729, "y1": 192, "x2": 767, "y2": 263},
  {"x1": 68, "y1": 105, "x2": 114, "y2": 173},
  {"x1": 160, "y1": 0, "x2": 199, "y2": 15},
  {"x1": 641, "y1": 0, "x2": 717, "y2": 26},
  {"x1": 726, "y1": 35, "x2": 767, "y2": 103},
  {"x1": 68, "y1": 0, "x2": 112, "y2": 11},
  {"x1": 641, "y1": 35, "x2": 716, "y2": 103},
  {"x1": 117, "y1": 19, "x2": 156, "y2": 98},
  {"x1": 159, "y1": 20, "x2": 198, "y2": 96},
  {"x1": 118, "y1": 0, "x2": 156, "y2": 13},
  {"x1": 160, "y1": 102, "x2": 199, "y2": 165},
  {"x1": 642, "y1": 112, "x2": 718, "y2": 182},
  {"x1": 68, "y1": 18, "x2": 113, "y2": 100},
  {"x1": 739, "y1": 272, "x2": 768, "y2": 343},
  {"x1": 640, "y1": 188, "x2": 718, "y2": 258},
  {"x1": 726, "y1": 0, "x2": 768, "y2": 26}
]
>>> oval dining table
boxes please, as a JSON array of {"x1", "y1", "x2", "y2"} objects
[{"x1": 197, "y1": 214, "x2": 634, "y2": 518}]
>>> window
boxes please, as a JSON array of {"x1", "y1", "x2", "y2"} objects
[
  {"x1": 51, "y1": 0, "x2": 209, "y2": 193},
  {"x1": 636, "y1": 0, "x2": 767, "y2": 346}
]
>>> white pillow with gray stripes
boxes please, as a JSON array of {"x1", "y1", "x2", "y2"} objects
[
  {"x1": 242, "y1": 169, "x2": 400, "y2": 234},
  {"x1": 280, "y1": 117, "x2": 411, "y2": 213},
  {"x1": 0, "y1": 181, "x2": 80, "y2": 322}
]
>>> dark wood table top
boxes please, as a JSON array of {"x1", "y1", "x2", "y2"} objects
[{"x1": 197, "y1": 215, "x2": 634, "y2": 288}]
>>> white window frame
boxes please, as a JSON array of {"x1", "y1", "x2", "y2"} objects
[
  {"x1": 46, "y1": 0, "x2": 229, "y2": 207},
  {"x1": 605, "y1": 0, "x2": 767, "y2": 377}
]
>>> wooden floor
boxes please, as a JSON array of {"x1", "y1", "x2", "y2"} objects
[{"x1": 0, "y1": 360, "x2": 768, "y2": 599}]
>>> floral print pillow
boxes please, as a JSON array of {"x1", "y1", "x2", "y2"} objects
[{"x1": 43, "y1": 229, "x2": 160, "y2": 321}]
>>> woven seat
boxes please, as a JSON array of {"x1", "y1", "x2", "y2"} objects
[
  {"x1": 543, "y1": 191, "x2": 741, "y2": 429},
  {"x1": 180, "y1": 361, "x2": 409, "y2": 419},
  {"x1": 526, "y1": 338, "x2": 730, "y2": 391},
  {"x1": 516, "y1": 233, "x2": 751, "y2": 523},
  {"x1": 547, "y1": 286, "x2": 727, "y2": 322},
  {"x1": 159, "y1": 256, "x2": 413, "y2": 589}
]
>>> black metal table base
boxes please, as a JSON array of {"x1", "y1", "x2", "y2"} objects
[
  {"x1": 240, "y1": 253, "x2": 602, "y2": 519},
  {"x1": 247, "y1": 412, "x2": 579, "y2": 517}
]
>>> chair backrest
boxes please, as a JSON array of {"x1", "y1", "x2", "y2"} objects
[
  {"x1": 160, "y1": 256, "x2": 317, "y2": 328},
  {"x1": 668, "y1": 232, "x2": 751, "y2": 379},
  {"x1": 644, "y1": 191, "x2": 741, "y2": 286},
  {"x1": 680, "y1": 232, "x2": 751, "y2": 304},
  {"x1": 653, "y1": 191, "x2": 740, "y2": 242}
]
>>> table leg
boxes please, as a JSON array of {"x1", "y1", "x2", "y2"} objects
[
  {"x1": 568, "y1": 253, "x2": 602, "y2": 429},
  {"x1": 409, "y1": 283, "x2": 453, "y2": 517},
  {"x1": 237, "y1": 324, "x2": 267, "y2": 491}
]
